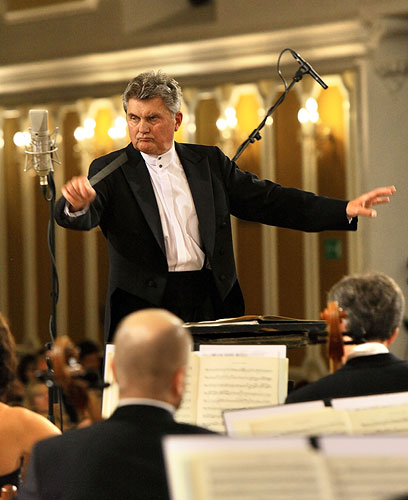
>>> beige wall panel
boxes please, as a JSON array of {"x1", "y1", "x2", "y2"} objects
[
  {"x1": 317, "y1": 86, "x2": 349, "y2": 311},
  {"x1": 234, "y1": 92, "x2": 264, "y2": 315},
  {"x1": 4, "y1": 117, "x2": 25, "y2": 343}
]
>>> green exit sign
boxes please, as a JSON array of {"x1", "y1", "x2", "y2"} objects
[{"x1": 323, "y1": 238, "x2": 342, "y2": 260}]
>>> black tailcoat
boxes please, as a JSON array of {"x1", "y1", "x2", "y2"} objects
[{"x1": 55, "y1": 142, "x2": 356, "y2": 340}]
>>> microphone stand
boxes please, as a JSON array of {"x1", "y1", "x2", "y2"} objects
[
  {"x1": 25, "y1": 122, "x2": 63, "y2": 428},
  {"x1": 40, "y1": 169, "x2": 63, "y2": 428},
  {"x1": 232, "y1": 66, "x2": 307, "y2": 163},
  {"x1": 42, "y1": 171, "x2": 58, "y2": 343}
]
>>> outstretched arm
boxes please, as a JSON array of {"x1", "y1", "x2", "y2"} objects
[{"x1": 346, "y1": 186, "x2": 396, "y2": 218}]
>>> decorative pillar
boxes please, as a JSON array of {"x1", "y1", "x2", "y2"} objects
[{"x1": 359, "y1": 15, "x2": 408, "y2": 358}]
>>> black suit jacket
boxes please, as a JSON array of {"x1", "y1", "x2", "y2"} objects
[
  {"x1": 285, "y1": 353, "x2": 408, "y2": 404},
  {"x1": 55, "y1": 142, "x2": 357, "y2": 339},
  {"x1": 18, "y1": 404, "x2": 214, "y2": 500}
]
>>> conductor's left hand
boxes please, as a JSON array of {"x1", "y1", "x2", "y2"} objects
[{"x1": 346, "y1": 186, "x2": 396, "y2": 218}]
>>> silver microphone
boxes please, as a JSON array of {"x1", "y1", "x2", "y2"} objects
[{"x1": 25, "y1": 109, "x2": 58, "y2": 186}]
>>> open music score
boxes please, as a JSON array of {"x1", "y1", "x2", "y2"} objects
[
  {"x1": 321, "y1": 435, "x2": 408, "y2": 500},
  {"x1": 331, "y1": 391, "x2": 408, "y2": 434},
  {"x1": 163, "y1": 434, "x2": 408, "y2": 500},
  {"x1": 175, "y1": 346, "x2": 288, "y2": 432},
  {"x1": 164, "y1": 435, "x2": 332, "y2": 500},
  {"x1": 223, "y1": 401, "x2": 348, "y2": 437},
  {"x1": 223, "y1": 391, "x2": 408, "y2": 437},
  {"x1": 101, "y1": 344, "x2": 118, "y2": 419}
]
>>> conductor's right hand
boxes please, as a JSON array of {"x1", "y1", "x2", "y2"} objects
[{"x1": 61, "y1": 176, "x2": 96, "y2": 212}]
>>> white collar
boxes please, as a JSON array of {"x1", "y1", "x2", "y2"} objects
[
  {"x1": 346, "y1": 342, "x2": 389, "y2": 361},
  {"x1": 116, "y1": 397, "x2": 175, "y2": 415},
  {"x1": 140, "y1": 144, "x2": 175, "y2": 170}
]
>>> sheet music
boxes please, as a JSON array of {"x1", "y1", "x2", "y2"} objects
[
  {"x1": 164, "y1": 434, "x2": 408, "y2": 500},
  {"x1": 332, "y1": 392, "x2": 408, "y2": 434},
  {"x1": 199, "y1": 345, "x2": 288, "y2": 405},
  {"x1": 331, "y1": 391, "x2": 408, "y2": 410},
  {"x1": 184, "y1": 318, "x2": 259, "y2": 327},
  {"x1": 193, "y1": 450, "x2": 333, "y2": 500},
  {"x1": 225, "y1": 404, "x2": 349, "y2": 437},
  {"x1": 321, "y1": 436, "x2": 408, "y2": 500},
  {"x1": 196, "y1": 356, "x2": 281, "y2": 432},
  {"x1": 224, "y1": 400, "x2": 325, "y2": 436},
  {"x1": 163, "y1": 435, "x2": 334, "y2": 500},
  {"x1": 347, "y1": 404, "x2": 408, "y2": 434},
  {"x1": 278, "y1": 358, "x2": 289, "y2": 404},
  {"x1": 250, "y1": 407, "x2": 350, "y2": 436},
  {"x1": 174, "y1": 352, "x2": 200, "y2": 425},
  {"x1": 101, "y1": 343, "x2": 119, "y2": 419},
  {"x1": 199, "y1": 344, "x2": 287, "y2": 358},
  {"x1": 184, "y1": 314, "x2": 314, "y2": 326}
]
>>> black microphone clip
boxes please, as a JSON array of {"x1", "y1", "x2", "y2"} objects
[{"x1": 289, "y1": 50, "x2": 328, "y2": 90}]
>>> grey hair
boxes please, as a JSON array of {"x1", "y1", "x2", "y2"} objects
[
  {"x1": 122, "y1": 70, "x2": 182, "y2": 116},
  {"x1": 327, "y1": 272, "x2": 405, "y2": 342}
]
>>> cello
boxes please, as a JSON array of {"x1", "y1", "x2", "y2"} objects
[
  {"x1": 320, "y1": 300, "x2": 347, "y2": 373},
  {"x1": 46, "y1": 336, "x2": 103, "y2": 426}
]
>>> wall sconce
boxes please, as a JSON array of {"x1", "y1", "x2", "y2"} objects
[
  {"x1": 12, "y1": 131, "x2": 31, "y2": 169},
  {"x1": 13, "y1": 131, "x2": 31, "y2": 148},
  {"x1": 216, "y1": 107, "x2": 237, "y2": 134},
  {"x1": 298, "y1": 97, "x2": 335, "y2": 151},
  {"x1": 74, "y1": 118, "x2": 96, "y2": 142},
  {"x1": 107, "y1": 117, "x2": 127, "y2": 140},
  {"x1": 74, "y1": 115, "x2": 128, "y2": 158},
  {"x1": 216, "y1": 107, "x2": 238, "y2": 145},
  {"x1": 297, "y1": 97, "x2": 319, "y2": 125}
]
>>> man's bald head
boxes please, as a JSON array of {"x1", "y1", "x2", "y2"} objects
[{"x1": 112, "y1": 309, "x2": 192, "y2": 402}]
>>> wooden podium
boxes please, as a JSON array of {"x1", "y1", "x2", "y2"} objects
[{"x1": 184, "y1": 315, "x2": 327, "y2": 349}]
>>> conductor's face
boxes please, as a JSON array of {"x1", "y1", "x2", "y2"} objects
[{"x1": 126, "y1": 97, "x2": 183, "y2": 156}]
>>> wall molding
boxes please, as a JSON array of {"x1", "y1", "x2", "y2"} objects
[
  {"x1": 1, "y1": 0, "x2": 99, "y2": 24},
  {"x1": 0, "y1": 20, "x2": 369, "y2": 100}
]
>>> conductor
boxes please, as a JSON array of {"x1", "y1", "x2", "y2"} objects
[{"x1": 55, "y1": 70, "x2": 395, "y2": 342}]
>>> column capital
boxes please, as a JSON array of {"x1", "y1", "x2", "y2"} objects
[{"x1": 367, "y1": 15, "x2": 408, "y2": 90}]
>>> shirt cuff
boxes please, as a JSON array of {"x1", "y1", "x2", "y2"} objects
[{"x1": 64, "y1": 201, "x2": 89, "y2": 218}]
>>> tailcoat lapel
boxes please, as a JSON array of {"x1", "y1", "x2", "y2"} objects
[
  {"x1": 176, "y1": 142, "x2": 216, "y2": 259},
  {"x1": 121, "y1": 145, "x2": 166, "y2": 256}
]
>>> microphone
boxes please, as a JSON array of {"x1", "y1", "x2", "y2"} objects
[
  {"x1": 25, "y1": 109, "x2": 58, "y2": 186},
  {"x1": 289, "y1": 50, "x2": 328, "y2": 89}
]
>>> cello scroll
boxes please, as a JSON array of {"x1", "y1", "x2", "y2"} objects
[{"x1": 320, "y1": 301, "x2": 347, "y2": 373}]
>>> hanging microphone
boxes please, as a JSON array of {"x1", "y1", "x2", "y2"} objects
[
  {"x1": 25, "y1": 109, "x2": 59, "y2": 186},
  {"x1": 289, "y1": 50, "x2": 328, "y2": 89}
]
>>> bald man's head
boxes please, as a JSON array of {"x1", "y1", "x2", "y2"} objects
[{"x1": 112, "y1": 309, "x2": 192, "y2": 403}]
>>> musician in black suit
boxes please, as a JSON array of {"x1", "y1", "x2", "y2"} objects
[
  {"x1": 18, "y1": 309, "x2": 215, "y2": 500},
  {"x1": 55, "y1": 70, "x2": 395, "y2": 343},
  {"x1": 286, "y1": 272, "x2": 408, "y2": 404}
]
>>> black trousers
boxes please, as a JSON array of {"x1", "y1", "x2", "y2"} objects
[{"x1": 108, "y1": 269, "x2": 223, "y2": 343}]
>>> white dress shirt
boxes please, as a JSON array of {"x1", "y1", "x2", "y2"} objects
[{"x1": 141, "y1": 144, "x2": 205, "y2": 271}]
